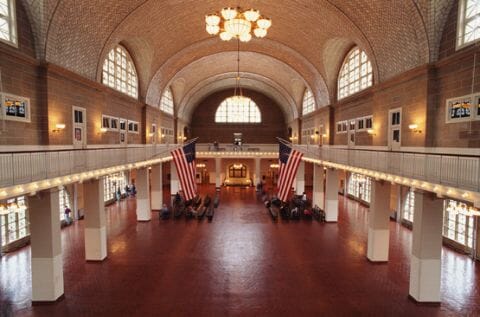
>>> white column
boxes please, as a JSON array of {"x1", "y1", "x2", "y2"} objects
[
  {"x1": 295, "y1": 160, "x2": 305, "y2": 195},
  {"x1": 84, "y1": 179, "x2": 107, "y2": 261},
  {"x1": 325, "y1": 168, "x2": 339, "y2": 222},
  {"x1": 28, "y1": 189, "x2": 64, "y2": 302},
  {"x1": 313, "y1": 164, "x2": 325, "y2": 209},
  {"x1": 215, "y1": 157, "x2": 222, "y2": 190},
  {"x1": 409, "y1": 190, "x2": 443, "y2": 303},
  {"x1": 367, "y1": 180, "x2": 391, "y2": 262},
  {"x1": 136, "y1": 168, "x2": 151, "y2": 221},
  {"x1": 150, "y1": 163, "x2": 163, "y2": 210},
  {"x1": 254, "y1": 158, "x2": 261, "y2": 189},
  {"x1": 170, "y1": 162, "x2": 180, "y2": 196}
]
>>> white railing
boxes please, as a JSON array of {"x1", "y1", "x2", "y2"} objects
[
  {"x1": 0, "y1": 144, "x2": 174, "y2": 188},
  {"x1": 1, "y1": 143, "x2": 478, "y2": 195},
  {"x1": 297, "y1": 146, "x2": 480, "y2": 193}
]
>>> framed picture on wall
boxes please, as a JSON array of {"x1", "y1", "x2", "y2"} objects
[
  {"x1": 474, "y1": 94, "x2": 480, "y2": 119},
  {"x1": 74, "y1": 127, "x2": 82, "y2": 141},
  {"x1": 446, "y1": 95, "x2": 473, "y2": 123},
  {"x1": 1, "y1": 93, "x2": 31, "y2": 123}
]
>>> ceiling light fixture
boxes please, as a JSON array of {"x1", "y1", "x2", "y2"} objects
[{"x1": 205, "y1": 7, "x2": 272, "y2": 42}]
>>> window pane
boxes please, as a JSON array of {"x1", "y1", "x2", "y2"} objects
[
  {"x1": 302, "y1": 89, "x2": 315, "y2": 115},
  {"x1": 215, "y1": 96, "x2": 261, "y2": 123},
  {"x1": 338, "y1": 47, "x2": 372, "y2": 100},
  {"x1": 101, "y1": 45, "x2": 138, "y2": 98},
  {"x1": 160, "y1": 88, "x2": 174, "y2": 115}
]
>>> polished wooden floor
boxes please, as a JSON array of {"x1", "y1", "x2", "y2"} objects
[{"x1": 1, "y1": 185, "x2": 479, "y2": 316}]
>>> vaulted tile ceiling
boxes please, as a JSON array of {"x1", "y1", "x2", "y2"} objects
[{"x1": 21, "y1": 0, "x2": 455, "y2": 122}]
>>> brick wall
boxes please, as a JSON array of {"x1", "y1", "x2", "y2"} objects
[
  {"x1": 46, "y1": 65, "x2": 144, "y2": 145},
  {"x1": 190, "y1": 89, "x2": 287, "y2": 144},
  {"x1": 0, "y1": 1, "x2": 41, "y2": 146}
]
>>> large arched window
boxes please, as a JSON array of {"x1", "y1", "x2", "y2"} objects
[
  {"x1": 215, "y1": 96, "x2": 261, "y2": 123},
  {"x1": 0, "y1": 0, "x2": 17, "y2": 45},
  {"x1": 338, "y1": 47, "x2": 372, "y2": 100},
  {"x1": 457, "y1": 0, "x2": 480, "y2": 48},
  {"x1": 302, "y1": 88, "x2": 315, "y2": 115},
  {"x1": 160, "y1": 88, "x2": 174, "y2": 115},
  {"x1": 102, "y1": 45, "x2": 138, "y2": 98}
]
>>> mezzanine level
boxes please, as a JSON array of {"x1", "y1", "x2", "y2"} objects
[{"x1": 0, "y1": 143, "x2": 479, "y2": 205}]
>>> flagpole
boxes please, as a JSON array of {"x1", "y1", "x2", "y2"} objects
[
  {"x1": 276, "y1": 137, "x2": 292, "y2": 147},
  {"x1": 148, "y1": 137, "x2": 199, "y2": 160}
]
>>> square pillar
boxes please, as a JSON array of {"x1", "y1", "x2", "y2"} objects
[
  {"x1": 367, "y1": 180, "x2": 391, "y2": 262},
  {"x1": 136, "y1": 168, "x2": 151, "y2": 221},
  {"x1": 28, "y1": 189, "x2": 64, "y2": 303},
  {"x1": 151, "y1": 163, "x2": 163, "y2": 210},
  {"x1": 296, "y1": 160, "x2": 305, "y2": 195},
  {"x1": 84, "y1": 179, "x2": 107, "y2": 261},
  {"x1": 215, "y1": 157, "x2": 222, "y2": 190},
  {"x1": 254, "y1": 158, "x2": 261, "y2": 189},
  {"x1": 313, "y1": 164, "x2": 325, "y2": 209},
  {"x1": 171, "y1": 162, "x2": 180, "y2": 197},
  {"x1": 409, "y1": 191, "x2": 443, "y2": 303},
  {"x1": 325, "y1": 168, "x2": 339, "y2": 222}
]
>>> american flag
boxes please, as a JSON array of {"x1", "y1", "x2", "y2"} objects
[
  {"x1": 277, "y1": 142, "x2": 303, "y2": 202},
  {"x1": 171, "y1": 141, "x2": 197, "y2": 201}
]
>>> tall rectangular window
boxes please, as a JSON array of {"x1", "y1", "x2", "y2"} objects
[
  {"x1": 0, "y1": 0, "x2": 17, "y2": 46},
  {"x1": 457, "y1": 0, "x2": 480, "y2": 49}
]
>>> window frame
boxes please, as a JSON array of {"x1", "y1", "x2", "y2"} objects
[
  {"x1": 101, "y1": 115, "x2": 119, "y2": 131},
  {"x1": 302, "y1": 88, "x2": 316, "y2": 116},
  {"x1": 336, "y1": 120, "x2": 348, "y2": 134},
  {"x1": 337, "y1": 46, "x2": 373, "y2": 100},
  {"x1": 101, "y1": 45, "x2": 138, "y2": 99},
  {"x1": 214, "y1": 96, "x2": 262, "y2": 123},
  {"x1": 127, "y1": 120, "x2": 139, "y2": 134},
  {"x1": 160, "y1": 88, "x2": 174, "y2": 115},
  {"x1": 456, "y1": 0, "x2": 480, "y2": 50},
  {"x1": 0, "y1": 0, "x2": 17, "y2": 47}
]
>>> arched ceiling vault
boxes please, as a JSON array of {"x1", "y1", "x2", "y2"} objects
[
  {"x1": 19, "y1": 0, "x2": 457, "y2": 119},
  {"x1": 178, "y1": 72, "x2": 297, "y2": 123},
  {"x1": 167, "y1": 51, "x2": 306, "y2": 122}
]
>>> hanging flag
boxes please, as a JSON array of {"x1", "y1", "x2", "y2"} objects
[
  {"x1": 171, "y1": 141, "x2": 197, "y2": 201},
  {"x1": 277, "y1": 141, "x2": 303, "y2": 202}
]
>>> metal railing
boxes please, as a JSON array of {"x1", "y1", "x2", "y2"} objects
[
  {"x1": 297, "y1": 145, "x2": 480, "y2": 192},
  {"x1": 0, "y1": 144, "x2": 174, "y2": 188}
]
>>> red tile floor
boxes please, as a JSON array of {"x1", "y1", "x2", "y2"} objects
[{"x1": 1, "y1": 185, "x2": 479, "y2": 316}]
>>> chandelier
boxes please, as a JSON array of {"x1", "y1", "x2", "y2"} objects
[{"x1": 205, "y1": 7, "x2": 272, "y2": 42}]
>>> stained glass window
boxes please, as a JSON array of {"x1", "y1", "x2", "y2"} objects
[
  {"x1": 215, "y1": 96, "x2": 261, "y2": 123},
  {"x1": 160, "y1": 88, "x2": 174, "y2": 115},
  {"x1": 0, "y1": 0, "x2": 16, "y2": 45},
  {"x1": 457, "y1": 0, "x2": 480, "y2": 48},
  {"x1": 338, "y1": 47, "x2": 372, "y2": 100},
  {"x1": 102, "y1": 45, "x2": 138, "y2": 98},
  {"x1": 302, "y1": 89, "x2": 315, "y2": 115}
]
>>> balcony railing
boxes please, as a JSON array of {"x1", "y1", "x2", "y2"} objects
[
  {"x1": 297, "y1": 145, "x2": 480, "y2": 193},
  {"x1": 0, "y1": 144, "x2": 174, "y2": 189}
]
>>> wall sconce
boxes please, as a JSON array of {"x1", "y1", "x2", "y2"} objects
[
  {"x1": 52, "y1": 123, "x2": 65, "y2": 133},
  {"x1": 149, "y1": 132, "x2": 155, "y2": 137},
  {"x1": 408, "y1": 123, "x2": 422, "y2": 133},
  {"x1": 100, "y1": 127, "x2": 108, "y2": 133},
  {"x1": 183, "y1": 136, "x2": 187, "y2": 141},
  {"x1": 367, "y1": 129, "x2": 376, "y2": 136}
]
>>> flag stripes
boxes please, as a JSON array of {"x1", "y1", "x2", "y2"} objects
[
  {"x1": 171, "y1": 143, "x2": 197, "y2": 201},
  {"x1": 277, "y1": 143, "x2": 303, "y2": 202}
]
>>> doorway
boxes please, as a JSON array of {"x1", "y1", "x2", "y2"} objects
[
  {"x1": 388, "y1": 108, "x2": 402, "y2": 151},
  {"x1": 72, "y1": 106, "x2": 86, "y2": 148}
]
